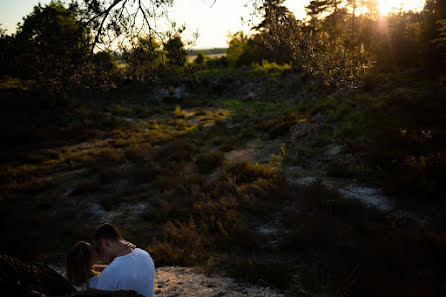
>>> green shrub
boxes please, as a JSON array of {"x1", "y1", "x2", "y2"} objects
[{"x1": 252, "y1": 60, "x2": 291, "y2": 77}]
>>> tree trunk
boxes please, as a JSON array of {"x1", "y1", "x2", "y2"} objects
[{"x1": 351, "y1": 0, "x2": 356, "y2": 41}]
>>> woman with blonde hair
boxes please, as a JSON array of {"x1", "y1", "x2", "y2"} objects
[{"x1": 66, "y1": 241, "x2": 99, "y2": 290}]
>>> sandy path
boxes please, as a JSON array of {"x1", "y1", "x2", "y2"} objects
[{"x1": 154, "y1": 267, "x2": 284, "y2": 297}]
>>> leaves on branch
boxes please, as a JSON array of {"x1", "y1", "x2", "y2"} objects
[{"x1": 71, "y1": 0, "x2": 177, "y2": 52}]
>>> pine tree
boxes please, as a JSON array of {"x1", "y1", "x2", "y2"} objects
[{"x1": 305, "y1": 0, "x2": 341, "y2": 26}]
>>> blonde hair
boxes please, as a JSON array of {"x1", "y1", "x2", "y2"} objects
[{"x1": 66, "y1": 241, "x2": 98, "y2": 287}]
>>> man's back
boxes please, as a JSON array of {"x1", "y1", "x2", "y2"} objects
[{"x1": 96, "y1": 248, "x2": 155, "y2": 297}]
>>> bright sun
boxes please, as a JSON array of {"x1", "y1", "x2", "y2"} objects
[{"x1": 376, "y1": 0, "x2": 425, "y2": 15}]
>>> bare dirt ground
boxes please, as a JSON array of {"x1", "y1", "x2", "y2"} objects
[{"x1": 154, "y1": 266, "x2": 284, "y2": 297}]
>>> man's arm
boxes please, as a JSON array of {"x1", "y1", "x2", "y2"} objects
[{"x1": 95, "y1": 269, "x2": 119, "y2": 290}]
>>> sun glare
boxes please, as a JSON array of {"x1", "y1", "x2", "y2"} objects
[{"x1": 377, "y1": 0, "x2": 425, "y2": 15}]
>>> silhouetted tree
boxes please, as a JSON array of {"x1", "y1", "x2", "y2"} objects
[
  {"x1": 83, "y1": 51, "x2": 120, "y2": 89},
  {"x1": 0, "y1": 25, "x2": 17, "y2": 76},
  {"x1": 305, "y1": 0, "x2": 342, "y2": 26},
  {"x1": 226, "y1": 31, "x2": 249, "y2": 66},
  {"x1": 194, "y1": 51, "x2": 207, "y2": 68},
  {"x1": 164, "y1": 36, "x2": 187, "y2": 67},
  {"x1": 15, "y1": 1, "x2": 91, "y2": 91},
  {"x1": 69, "y1": 0, "x2": 206, "y2": 52},
  {"x1": 123, "y1": 35, "x2": 164, "y2": 80},
  {"x1": 251, "y1": 0, "x2": 301, "y2": 64},
  {"x1": 423, "y1": 0, "x2": 446, "y2": 73}
]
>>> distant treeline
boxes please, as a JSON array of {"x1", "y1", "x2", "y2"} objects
[{"x1": 187, "y1": 48, "x2": 227, "y2": 56}]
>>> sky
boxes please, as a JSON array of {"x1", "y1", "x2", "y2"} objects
[
  {"x1": 0, "y1": 0, "x2": 309, "y2": 49},
  {"x1": 0, "y1": 0, "x2": 425, "y2": 49}
]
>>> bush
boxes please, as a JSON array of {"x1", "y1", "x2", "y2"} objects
[
  {"x1": 252, "y1": 60, "x2": 291, "y2": 77},
  {"x1": 164, "y1": 36, "x2": 187, "y2": 67},
  {"x1": 148, "y1": 219, "x2": 211, "y2": 266},
  {"x1": 224, "y1": 161, "x2": 278, "y2": 184},
  {"x1": 155, "y1": 139, "x2": 199, "y2": 164},
  {"x1": 82, "y1": 51, "x2": 120, "y2": 90},
  {"x1": 196, "y1": 151, "x2": 225, "y2": 174},
  {"x1": 122, "y1": 35, "x2": 164, "y2": 80},
  {"x1": 125, "y1": 143, "x2": 152, "y2": 162},
  {"x1": 13, "y1": 2, "x2": 91, "y2": 92},
  {"x1": 174, "y1": 106, "x2": 187, "y2": 118}
]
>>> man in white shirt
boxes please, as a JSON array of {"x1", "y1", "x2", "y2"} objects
[{"x1": 93, "y1": 223, "x2": 155, "y2": 297}]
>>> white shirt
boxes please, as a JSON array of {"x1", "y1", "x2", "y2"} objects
[
  {"x1": 74, "y1": 276, "x2": 99, "y2": 291},
  {"x1": 96, "y1": 248, "x2": 155, "y2": 297}
]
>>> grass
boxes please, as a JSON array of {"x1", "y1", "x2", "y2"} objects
[
  {"x1": 294, "y1": 75, "x2": 446, "y2": 207},
  {"x1": 145, "y1": 160, "x2": 284, "y2": 266},
  {"x1": 252, "y1": 60, "x2": 292, "y2": 77},
  {"x1": 193, "y1": 61, "x2": 291, "y2": 81},
  {"x1": 174, "y1": 106, "x2": 187, "y2": 118}
]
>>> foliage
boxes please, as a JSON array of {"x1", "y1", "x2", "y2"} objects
[
  {"x1": 205, "y1": 55, "x2": 228, "y2": 68},
  {"x1": 252, "y1": 60, "x2": 291, "y2": 76},
  {"x1": 69, "y1": 0, "x2": 176, "y2": 51},
  {"x1": 164, "y1": 35, "x2": 188, "y2": 67},
  {"x1": 226, "y1": 0, "x2": 375, "y2": 86},
  {"x1": 301, "y1": 31, "x2": 375, "y2": 86},
  {"x1": 122, "y1": 35, "x2": 164, "y2": 80},
  {"x1": 232, "y1": 0, "x2": 446, "y2": 85},
  {"x1": 82, "y1": 51, "x2": 120, "y2": 90},
  {"x1": 305, "y1": 0, "x2": 342, "y2": 20},
  {"x1": 251, "y1": 0, "x2": 302, "y2": 64},
  {"x1": 193, "y1": 51, "x2": 207, "y2": 68},
  {"x1": 433, "y1": 19, "x2": 446, "y2": 50},
  {"x1": 14, "y1": 1, "x2": 91, "y2": 92},
  {"x1": 174, "y1": 106, "x2": 187, "y2": 118},
  {"x1": 0, "y1": 27, "x2": 17, "y2": 77},
  {"x1": 226, "y1": 31, "x2": 250, "y2": 66}
]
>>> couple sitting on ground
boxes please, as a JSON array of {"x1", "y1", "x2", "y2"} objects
[{"x1": 66, "y1": 223, "x2": 155, "y2": 297}]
